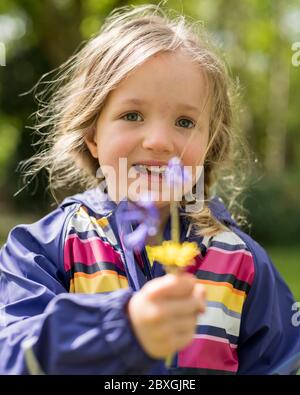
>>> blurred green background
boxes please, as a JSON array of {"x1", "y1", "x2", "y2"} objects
[{"x1": 0, "y1": 0, "x2": 299, "y2": 300}]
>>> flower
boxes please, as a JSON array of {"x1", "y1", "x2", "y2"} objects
[
  {"x1": 116, "y1": 194, "x2": 160, "y2": 251},
  {"x1": 165, "y1": 156, "x2": 191, "y2": 190},
  {"x1": 148, "y1": 240, "x2": 200, "y2": 368},
  {"x1": 147, "y1": 240, "x2": 199, "y2": 268},
  {"x1": 165, "y1": 156, "x2": 191, "y2": 244}
]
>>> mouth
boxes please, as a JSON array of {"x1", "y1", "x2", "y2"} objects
[{"x1": 132, "y1": 164, "x2": 168, "y2": 177}]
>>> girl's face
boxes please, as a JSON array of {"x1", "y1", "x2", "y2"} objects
[{"x1": 86, "y1": 50, "x2": 210, "y2": 211}]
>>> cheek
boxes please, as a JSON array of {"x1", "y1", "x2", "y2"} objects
[
  {"x1": 97, "y1": 132, "x2": 135, "y2": 165},
  {"x1": 181, "y1": 139, "x2": 207, "y2": 166},
  {"x1": 180, "y1": 134, "x2": 208, "y2": 189},
  {"x1": 179, "y1": 127, "x2": 209, "y2": 164}
]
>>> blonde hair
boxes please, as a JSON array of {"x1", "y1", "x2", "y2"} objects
[{"x1": 20, "y1": 3, "x2": 250, "y2": 236}]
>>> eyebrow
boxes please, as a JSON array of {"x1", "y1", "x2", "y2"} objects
[{"x1": 118, "y1": 98, "x2": 201, "y2": 113}]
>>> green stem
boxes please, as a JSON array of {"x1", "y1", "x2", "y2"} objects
[
  {"x1": 166, "y1": 189, "x2": 180, "y2": 368},
  {"x1": 156, "y1": 230, "x2": 163, "y2": 245},
  {"x1": 171, "y1": 201, "x2": 179, "y2": 243}
]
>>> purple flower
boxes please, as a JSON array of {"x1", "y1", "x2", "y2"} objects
[
  {"x1": 116, "y1": 194, "x2": 160, "y2": 251},
  {"x1": 165, "y1": 157, "x2": 192, "y2": 243},
  {"x1": 165, "y1": 156, "x2": 191, "y2": 189}
]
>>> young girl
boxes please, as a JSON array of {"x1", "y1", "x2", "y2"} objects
[{"x1": 0, "y1": 4, "x2": 299, "y2": 375}]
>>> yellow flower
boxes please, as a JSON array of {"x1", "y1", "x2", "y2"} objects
[
  {"x1": 147, "y1": 240, "x2": 200, "y2": 367},
  {"x1": 147, "y1": 241, "x2": 199, "y2": 267}
]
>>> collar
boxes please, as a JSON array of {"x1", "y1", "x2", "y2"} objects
[{"x1": 61, "y1": 187, "x2": 236, "y2": 227}]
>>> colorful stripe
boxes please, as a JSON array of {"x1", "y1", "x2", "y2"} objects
[
  {"x1": 65, "y1": 206, "x2": 128, "y2": 294},
  {"x1": 195, "y1": 249, "x2": 255, "y2": 285},
  {"x1": 210, "y1": 240, "x2": 249, "y2": 252},
  {"x1": 178, "y1": 337, "x2": 238, "y2": 372},
  {"x1": 193, "y1": 334, "x2": 237, "y2": 349},
  {"x1": 64, "y1": 234, "x2": 124, "y2": 272},
  {"x1": 70, "y1": 206, "x2": 118, "y2": 246},
  {"x1": 198, "y1": 281, "x2": 246, "y2": 313},
  {"x1": 205, "y1": 301, "x2": 241, "y2": 319},
  {"x1": 196, "y1": 305, "x2": 241, "y2": 337},
  {"x1": 212, "y1": 231, "x2": 247, "y2": 246},
  {"x1": 196, "y1": 324, "x2": 239, "y2": 345},
  {"x1": 196, "y1": 269, "x2": 251, "y2": 293},
  {"x1": 69, "y1": 270, "x2": 128, "y2": 293},
  {"x1": 67, "y1": 261, "x2": 126, "y2": 278}
]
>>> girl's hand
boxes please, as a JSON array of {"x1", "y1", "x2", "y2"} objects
[{"x1": 126, "y1": 273, "x2": 206, "y2": 359}]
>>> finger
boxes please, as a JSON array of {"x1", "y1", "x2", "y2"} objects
[
  {"x1": 170, "y1": 315, "x2": 198, "y2": 333},
  {"x1": 193, "y1": 283, "x2": 206, "y2": 313},
  {"x1": 145, "y1": 273, "x2": 196, "y2": 300},
  {"x1": 161, "y1": 297, "x2": 205, "y2": 318},
  {"x1": 172, "y1": 329, "x2": 196, "y2": 351}
]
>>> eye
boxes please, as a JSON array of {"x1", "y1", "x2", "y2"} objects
[
  {"x1": 176, "y1": 118, "x2": 195, "y2": 129},
  {"x1": 121, "y1": 112, "x2": 143, "y2": 122}
]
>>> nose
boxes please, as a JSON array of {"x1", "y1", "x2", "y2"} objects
[{"x1": 142, "y1": 123, "x2": 174, "y2": 153}]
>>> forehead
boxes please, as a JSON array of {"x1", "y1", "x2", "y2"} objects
[{"x1": 105, "y1": 51, "x2": 209, "y2": 110}]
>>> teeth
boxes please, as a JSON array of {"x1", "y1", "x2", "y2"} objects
[
  {"x1": 134, "y1": 164, "x2": 167, "y2": 175},
  {"x1": 145, "y1": 165, "x2": 167, "y2": 174}
]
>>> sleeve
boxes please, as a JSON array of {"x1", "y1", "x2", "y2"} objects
[
  {"x1": 0, "y1": 206, "x2": 160, "y2": 374},
  {"x1": 237, "y1": 240, "x2": 300, "y2": 375}
]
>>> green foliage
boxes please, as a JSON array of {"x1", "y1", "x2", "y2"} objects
[
  {"x1": 0, "y1": 115, "x2": 20, "y2": 184},
  {"x1": 245, "y1": 174, "x2": 300, "y2": 246},
  {"x1": 267, "y1": 246, "x2": 300, "y2": 301}
]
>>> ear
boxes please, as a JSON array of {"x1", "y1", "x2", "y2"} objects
[{"x1": 84, "y1": 128, "x2": 98, "y2": 159}]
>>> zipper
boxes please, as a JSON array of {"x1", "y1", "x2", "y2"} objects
[
  {"x1": 60, "y1": 202, "x2": 81, "y2": 289},
  {"x1": 140, "y1": 247, "x2": 153, "y2": 281}
]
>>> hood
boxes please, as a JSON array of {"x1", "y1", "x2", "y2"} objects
[
  {"x1": 60, "y1": 186, "x2": 116, "y2": 216},
  {"x1": 60, "y1": 187, "x2": 237, "y2": 228}
]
